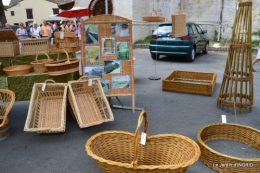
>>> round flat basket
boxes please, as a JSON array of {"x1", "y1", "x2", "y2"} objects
[
  {"x1": 198, "y1": 123, "x2": 260, "y2": 172},
  {"x1": 3, "y1": 65, "x2": 33, "y2": 77},
  {"x1": 86, "y1": 111, "x2": 200, "y2": 173}
]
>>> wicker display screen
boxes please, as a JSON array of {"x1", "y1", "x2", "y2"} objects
[{"x1": 81, "y1": 15, "x2": 135, "y2": 111}]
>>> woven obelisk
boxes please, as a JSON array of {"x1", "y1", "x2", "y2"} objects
[{"x1": 217, "y1": 0, "x2": 253, "y2": 113}]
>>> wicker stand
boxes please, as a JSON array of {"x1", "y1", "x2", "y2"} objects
[{"x1": 217, "y1": 0, "x2": 253, "y2": 113}]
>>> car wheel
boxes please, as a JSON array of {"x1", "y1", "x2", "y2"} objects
[
  {"x1": 187, "y1": 48, "x2": 195, "y2": 62},
  {"x1": 203, "y1": 44, "x2": 208, "y2": 54},
  {"x1": 151, "y1": 53, "x2": 160, "y2": 60}
]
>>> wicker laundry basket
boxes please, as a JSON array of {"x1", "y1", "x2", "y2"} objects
[
  {"x1": 24, "y1": 79, "x2": 68, "y2": 133},
  {"x1": 31, "y1": 52, "x2": 53, "y2": 73},
  {"x1": 86, "y1": 111, "x2": 200, "y2": 173},
  {"x1": 68, "y1": 77, "x2": 114, "y2": 128}
]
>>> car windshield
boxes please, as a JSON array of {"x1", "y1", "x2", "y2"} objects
[{"x1": 153, "y1": 25, "x2": 188, "y2": 36}]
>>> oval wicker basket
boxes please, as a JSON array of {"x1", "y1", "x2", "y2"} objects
[
  {"x1": 56, "y1": 0, "x2": 75, "y2": 10},
  {"x1": 44, "y1": 49, "x2": 79, "y2": 76},
  {"x1": 86, "y1": 111, "x2": 200, "y2": 173},
  {"x1": 198, "y1": 123, "x2": 260, "y2": 173},
  {"x1": 3, "y1": 64, "x2": 33, "y2": 76},
  {"x1": 31, "y1": 52, "x2": 53, "y2": 73}
]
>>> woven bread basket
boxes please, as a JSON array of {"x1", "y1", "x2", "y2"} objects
[{"x1": 3, "y1": 64, "x2": 32, "y2": 76}]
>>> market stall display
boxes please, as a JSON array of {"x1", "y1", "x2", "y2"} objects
[
  {"x1": 217, "y1": 0, "x2": 253, "y2": 113},
  {"x1": 31, "y1": 52, "x2": 53, "y2": 73},
  {"x1": 198, "y1": 123, "x2": 260, "y2": 172},
  {"x1": 0, "y1": 30, "x2": 19, "y2": 57},
  {"x1": 0, "y1": 89, "x2": 15, "y2": 141},
  {"x1": 86, "y1": 111, "x2": 200, "y2": 173},
  {"x1": 162, "y1": 70, "x2": 217, "y2": 96},
  {"x1": 20, "y1": 38, "x2": 49, "y2": 56},
  {"x1": 24, "y1": 80, "x2": 67, "y2": 133},
  {"x1": 68, "y1": 77, "x2": 114, "y2": 128}
]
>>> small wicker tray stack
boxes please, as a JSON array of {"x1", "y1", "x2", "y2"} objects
[{"x1": 50, "y1": 32, "x2": 80, "y2": 53}]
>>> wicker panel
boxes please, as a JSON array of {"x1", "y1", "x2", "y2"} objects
[
  {"x1": 198, "y1": 123, "x2": 260, "y2": 173},
  {"x1": 2, "y1": 65, "x2": 33, "y2": 77},
  {"x1": 68, "y1": 77, "x2": 114, "y2": 128},
  {"x1": 0, "y1": 30, "x2": 19, "y2": 57},
  {"x1": 24, "y1": 79, "x2": 67, "y2": 133},
  {"x1": 86, "y1": 111, "x2": 200, "y2": 173},
  {"x1": 171, "y1": 13, "x2": 186, "y2": 38},
  {"x1": 20, "y1": 38, "x2": 49, "y2": 56},
  {"x1": 143, "y1": 10, "x2": 166, "y2": 22},
  {"x1": 162, "y1": 70, "x2": 217, "y2": 96}
]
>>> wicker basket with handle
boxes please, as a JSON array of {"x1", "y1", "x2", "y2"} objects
[
  {"x1": 31, "y1": 52, "x2": 53, "y2": 73},
  {"x1": 44, "y1": 49, "x2": 79, "y2": 76},
  {"x1": 68, "y1": 76, "x2": 114, "y2": 128},
  {"x1": 143, "y1": 10, "x2": 166, "y2": 22},
  {"x1": 86, "y1": 111, "x2": 200, "y2": 173},
  {"x1": 24, "y1": 79, "x2": 67, "y2": 133}
]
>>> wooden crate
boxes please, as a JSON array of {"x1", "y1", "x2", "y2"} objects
[
  {"x1": 20, "y1": 38, "x2": 49, "y2": 56},
  {"x1": 162, "y1": 70, "x2": 217, "y2": 96},
  {"x1": 0, "y1": 30, "x2": 19, "y2": 57},
  {"x1": 171, "y1": 13, "x2": 186, "y2": 38}
]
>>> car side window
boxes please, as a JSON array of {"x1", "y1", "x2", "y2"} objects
[
  {"x1": 196, "y1": 25, "x2": 203, "y2": 34},
  {"x1": 188, "y1": 26, "x2": 194, "y2": 35},
  {"x1": 191, "y1": 24, "x2": 198, "y2": 35}
]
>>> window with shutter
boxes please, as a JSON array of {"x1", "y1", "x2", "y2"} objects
[
  {"x1": 53, "y1": 8, "x2": 59, "y2": 15},
  {"x1": 11, "y1": 11, "x2": 15, "y2": 16},
  {"x1": 26, "y1": 9, "x2": 33, "y2": 19}
]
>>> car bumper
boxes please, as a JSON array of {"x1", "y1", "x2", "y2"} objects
[{"x1": 149, "y1": 45, "x2": 192, "y2": 56}]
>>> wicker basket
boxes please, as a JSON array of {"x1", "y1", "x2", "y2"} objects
[
  {"x1": 88, "y1": 0, "x2": 113, "y2": 17},
  {"x1": 49, "y1": 46, "x2": 81, "y2": 53},
  {"x1": 143, "y1": 10, "x2": 166, "y2": 22},
  {"x1": 24, "y1": 79, "x2": 68, "y2": 133},
  {"x1": 45, "y1": 49, "x2": 79, "y2": 76},
  {"x1": 162, "y1": 70, "x2": 217, "y2": 96},
  {"x1": 0, "y1": 30, "x2": 19, "y2": 57},
  {"x1": 54, "y1": 37, "x2": 79, "y2": 43},
  {"x1": 31, "y1": 52, "x2": 53, "y2": 73},
  {"x1": 54, "y1": 32, "x2": 76, "y2": 38},
  {"x1": 86, "y1": 111, "x2": 200, "y2": 173},
  {"x1": 0, "y1": 89, "x2": 15, "y2": 129},
  {"x1": 3, "y1": 64, "x2": 33, "y2": 76},
  {"x1": 68, "y1": 77, "x2": 114, "y2": 128},
  {"x1": 57, "y1": 0, "x2": 75, "y2": 10},
  {"x1": 20, "y1": 38, "x2": 49, "y2": 56},
  {"x1": 172, "y1": 13, "x2": 186, "y2": 38},
  {"x1": 198, "y1": 123, "x2": 260, "y2": 173},
  {"x1": 57, "y1": 42, "x2": 79, "y2": 48}
]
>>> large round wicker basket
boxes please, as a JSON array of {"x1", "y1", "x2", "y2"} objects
[
  {"x1": 3, "y1": 64, "x2": 32, "y2": 76},
  {"x1": 198, "y1": 123, "x2": 260, "y2": 173},
  {"x1": 86, "y1": 111, "x2": 200, "y2": 173}
]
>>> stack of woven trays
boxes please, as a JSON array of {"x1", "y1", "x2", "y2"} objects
[{"x1": 50, "y1": 32, "x2": 80, "y2": 53}]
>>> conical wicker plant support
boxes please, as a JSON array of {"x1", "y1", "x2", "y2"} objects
[{"x1": 217, "y1": 0, "x2": 253, "y2": 113}]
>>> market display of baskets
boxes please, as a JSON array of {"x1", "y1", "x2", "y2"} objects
[
  {"x1": 44, "y1": 49, "x2": 79, "y2": 76},
  {"x1": 68, "y1": 77, "x2": 114, "y2": 128},
  {"x1": 24, "y1": 79, "x2": 68, "y2": 133},
  {"x1": 31, "y1": 52, "x2": 53, "y2": 73},
  {"x1": 143, "y1": 10, "x2": 166, "y2": 22},
  {"x1": 2, "y1": 64, "x2": 33, "y2": 77},
  {"x1": 198, "y1": 123, "x2": 260, "y2": 173},
  {"x1": 86, "y1": 111, "x2": 200, "y2": 173}
]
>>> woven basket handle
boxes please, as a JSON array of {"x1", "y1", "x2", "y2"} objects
[
  {"x1": 132, "y1": 111, "x2": 148, "y2": 168},
  {"x1": 150, "y1": 10, "x2": 158, "y2": 16},
  {"x1": 57, "y1": 49, "x2": 70, "y2": 63},
  {"x1": 35, "y1": 52, "x2": 50, "y2": 63},
  {"x1": 44, "y1": 79, "x2": 56, "y2": 84},
  {"x1": 78, "y1": 76, "x2": 90, "y2": 80}
]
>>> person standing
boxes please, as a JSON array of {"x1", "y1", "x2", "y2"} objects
[
  {"x1": 30, "y1": 21, "x2": 41, "y2": 38},
  {"x1": 3, "y1": 23, "x2": 12, "y2": 30},
  {"x1": 252, "y1": 49, "x2": 260, "y2": 72},
  {"x1": 16, "y1": 22, "x2": 28, "y2": 51},
  {"x1": 76, "y1": 17, "x2": 81, "y2": 37},
  {"x1": 41, "y1": 21, "x2": 51, "y2": 42}
]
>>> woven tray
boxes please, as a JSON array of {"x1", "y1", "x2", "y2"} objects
[
  {"x1": 45, "y1": 49, "x2": 79, "y2": 76},
  {"x1": 198, "y1": 123, "x2": 260, "y2": 172},
  {"x1": 24, "y1": 79, "x2": 68, "y2": 133},
  {"x1": 143, "y1": 10, "x2": 166, "y2": 22},
  {"x1": 20, "y1": 38, "x2": 49, "y2": 56},
  {"x1": 68, "y1": 77, "x2": 114, "y2": 128},
  {"x1": 31, "y1": 52, "x2": 53, "y2": 73},
  {"x1": 3, "y1": 64, "x2": 33, "y2": 76},
  {"x1": 86, "y1": 111, "x2": 200, "y2": 173},
  {"x1": 162, "y1": 70, "x2": 217, "y2": 96}
]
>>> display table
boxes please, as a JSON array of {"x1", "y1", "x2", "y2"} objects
[{"x1": 0, "y1": 52, "x2": 79, "y2": 101}]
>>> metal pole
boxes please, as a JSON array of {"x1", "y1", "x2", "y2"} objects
[{"x1": 105, "y1": 0, "x2": 108, "y2": 14}]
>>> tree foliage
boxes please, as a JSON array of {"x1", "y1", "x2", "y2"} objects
[{"x1": 0, "y1": 0, "x2": 7, "y2": 25}]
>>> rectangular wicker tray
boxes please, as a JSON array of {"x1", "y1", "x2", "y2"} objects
[
  {"x1": 24, "y1": 80, "x2": 68, "y2": 133},
  {"x1": 162, "y1": 70, "x2": 217, "y2": 96},
  {"x1": 68, "y1": 78, "x2": 114, "y2": 128},
  {"x1": 0, "y1": 30, "x2": 19, "y2": 57}
]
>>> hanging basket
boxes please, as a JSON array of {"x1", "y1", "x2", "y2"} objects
[
  {"x1": 143, "y1": 10, "x2": 165, "y2": 22},
  {"x1": 88, "y1": 0, "x2": 113, "y2": 17},
  {"x1": 31, "y1": 52, "x2": 53, "y2": 73},
  {"x1": 57, "y1": 0, "x2": 75, "y2": 10},
  {"x1": 86, "y1": 111, "x2": 200, "y2": 173}
]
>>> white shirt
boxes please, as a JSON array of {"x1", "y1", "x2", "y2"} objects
[{"x1": 30, "y1": 26, "x2": 41, "y2": 37}]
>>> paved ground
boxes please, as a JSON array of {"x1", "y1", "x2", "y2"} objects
[{"x1": 0, "y1": 49, "x2": 260, "y2": 173}]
